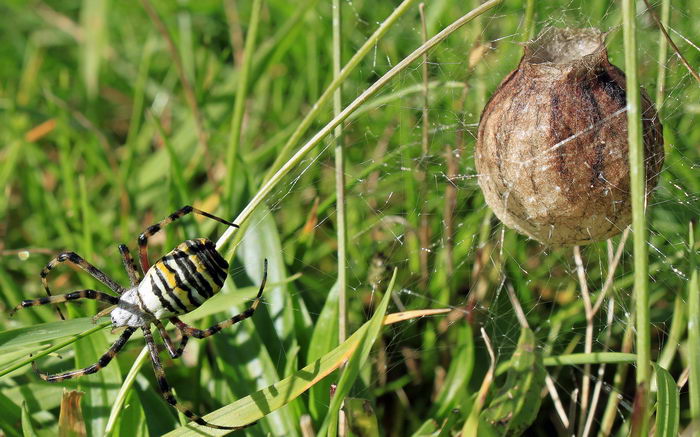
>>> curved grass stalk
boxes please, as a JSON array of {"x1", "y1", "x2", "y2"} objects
[{"x1": 216, "y1": 0, "x2": 504, "y2": 255}]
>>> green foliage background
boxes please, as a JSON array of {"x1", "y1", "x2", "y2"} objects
[{"x1": 0, "y1": 0, "x2": 698, "y2": 435}]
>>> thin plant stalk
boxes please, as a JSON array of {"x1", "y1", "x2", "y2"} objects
[
  {"x1": 622, "y1": 0, "x2": 651, "y2": 434},
  {"x1": 657, "y1": 292, "x2": 687, "y2": 369},
  {"x1": 332, "y1": 0, "x2": 346, "y2": 348},
  {"x1": 582, "y1": 298, "x2": 615, "y2": 437},
  {"x1": 332, "y1": 0, "x2": 348, "y2": 434},
  {"x1": 545, "y1": 374, "x2": 569, "y2": 428},
  {"x1": 643, "y1": 0, "x2": 700, "y2": 86},
  {"x1": 522, "y1": 0, "x2": 536, "y2": 41},
  {"x1": 224, "y1": 0, "x2": 262, "y2": 214},
  {"x1": 652, "y1": 0, "x2": 671, "y2": 113},
  {"x1": 418, "y1": 3, "x2": 430, "y2": 289},
  {"x1": 217, "y1": 0, "x2": 504, "y2": 254},
  {"x1": 598, "y1": 316, "x2": 635, "y2": 436},
  {"x1": 591, "y1": 229, "x2": 630, "y2": 315},
  {"x1": 688, "y1": 223, "x2": 700, "y2": 429},
  {"x1": 574, "y1": 245, "x2": 593, "y2": 437},
  {"x1": 263, "y1": 0, "x2": 418, "y2": 183},
  {"x1": 104, "y1": 347, "x2": 150, "y2": 436},
  {"x1": 221, "y1": 0, "x2": 422, "y2": 256}
]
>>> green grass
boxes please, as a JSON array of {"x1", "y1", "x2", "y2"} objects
[{"x1": 0, "y1": 0, "x2": 699, "y2": 436}]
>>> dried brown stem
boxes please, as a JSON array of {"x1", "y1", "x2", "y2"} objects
[{"x1": 642, "y1": 0, "x2": 700, "y2": 85}]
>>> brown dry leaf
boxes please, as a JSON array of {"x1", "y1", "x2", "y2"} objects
[
  {"x1": 383, "y1": 308, "x2": 450, "y2": 325},
  {"x1": 58, "y1": 390, "x2": 86, "y2": 437},
  {"x1": 25, "y1": 119, "x2": 57, "y2": 142},
  {"x1": 468, "y1": 43, "x2": 490, "y2": 69}
]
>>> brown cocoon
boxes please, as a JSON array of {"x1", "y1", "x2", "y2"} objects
[{"x1": 475, "y1": 27, "x2": 664, "y2": 246}]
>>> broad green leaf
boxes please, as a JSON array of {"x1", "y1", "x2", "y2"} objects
[
  {"x1": 21, "y1": 401, "x2": 39, "y2": 437},
  {"x1": 654, "y1": 364, "x2": 679, "y2": 437},
  {"x1": 238, "y1": 205, "x2": 312, "y2": 360},
  {"x1": 344, "y1": 398, "x2": 380, "y2": 437},
  {"x1": 0, "y1": 389, "x2": 22, "y2": 437},
  {"x1": 0, "y1": 319, "x2": 100, "y2": 352},
  {"x1": 481, "y1": 327, "x2": 545, "y2": 436},
  {"x1": 431, "y1": 322, "x2": 474, "y2": 417},
  {"x1": 307, "y1": 280, "x2": 339, "y2": 422},
  {"x1": 74, "y1": 329, "x2": 122, "y2": 437},
  {"x1": 436, "y1": 409, "x2": 461, "y2": 437},
  {"x1": 410, "y1": 420, "x2": 439, "y2": 437}
]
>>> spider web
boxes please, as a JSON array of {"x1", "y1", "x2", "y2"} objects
[
  {"x1": 231, "y1": 0, "x2": 699, "y2": 434},
  {"x1": 0, "y1": 0, "x2": 697, "y2": 435}
]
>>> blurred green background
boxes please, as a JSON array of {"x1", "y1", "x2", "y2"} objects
[{"x1": 0, "y1": 0, "x2": 698, "y2": 435}]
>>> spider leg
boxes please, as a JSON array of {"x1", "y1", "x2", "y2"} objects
[
  {"x1": 33, "y1": 327, "x2": 136, "y2": 382},
  {"x1": 142, "y1": 325, "x2": 247, "y2": 430},
  {"x1": 10, "y1": 289, "x2": 120, "y2": 317},
  {"x1": 118, "y1": 244, "x2": 141, "y2": 287},
  {"x1": 171, "y1": 259, "x2": 267, "y2": 339},
  {"x1": 42, "y1": 251, "x2": 124, "y2": 320},
  {"x1": 137, "y1": 205, "x2": 239, "y2": 273},
  {"x1": 153, "y1": 319, "x2": 189, "y2": 359}
]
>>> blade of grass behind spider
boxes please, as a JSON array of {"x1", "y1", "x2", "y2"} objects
[
  {"x1": 71, "y1": 329, "x2": 123, "y2": 437},
  {"x1": 206, "y1": 210, "x2": 308, "y2": 435},
  {"x1": 209, "y1": 267, "x2": 301, "y2": 434},
  {"x1": 237, "y1": 205, "x2": 312, "y2": 369}
]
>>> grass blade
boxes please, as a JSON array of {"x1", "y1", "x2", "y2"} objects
[
  {"x1": 319, "y1": 269, "x2": 396, "y2": 437},
  {"x1": 654, "y1": 364, "x2": 679, "y2": 437},
  {"x1": 688, "y1": 223, "x2": 700, "y2": 425},
  {"x1": 621, "y1": 0, "x2": 652, "y2": 433}
]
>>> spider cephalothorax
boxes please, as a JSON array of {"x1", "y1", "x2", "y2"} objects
[{"x1": 11, "y1": 205, "x2": 267, "y2": 430}]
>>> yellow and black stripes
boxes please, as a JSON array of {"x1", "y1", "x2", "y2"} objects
[
  {"x1": 140, "y1": 238, "x2": 229, "y2": 317},
  {"x1": 137, "y1": 205, "x2": 239, "y2": 273},
  {"x1": 170, "y1": 259, "x2": 267, "y2": 339},
  {"x1": 142, "y1": 325, "x2": 246, "y2": 430},
  {"x1": 33, "y1": 327, "x2": 136, "y2": 382},
  {"x1": 13, "y1": 206, "x2": 265, "y2": 431},
  {"x1": 10, "y1": 289, "x2": 120, "y2": 317}
]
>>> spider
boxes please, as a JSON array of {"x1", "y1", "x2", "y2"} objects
[{"x1": 10, "y1": 205, "x2": 267, "y2": 430}]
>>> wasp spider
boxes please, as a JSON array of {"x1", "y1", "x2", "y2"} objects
[{"x1": 10, "y1": 205, "x2": 267, "y2": 430}]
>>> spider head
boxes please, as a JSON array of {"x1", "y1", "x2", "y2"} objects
[{"x1": 111, "y1": 288, "x2": 150, "y2": 328}]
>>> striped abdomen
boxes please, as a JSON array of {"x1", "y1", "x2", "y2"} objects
[{"x1": 137, "y1": 238, "x2": 228, "y2": 319}]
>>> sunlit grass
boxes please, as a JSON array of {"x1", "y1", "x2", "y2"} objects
[{"x1": 0, "y1": 0, "x2": 698, "y2": 436}]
